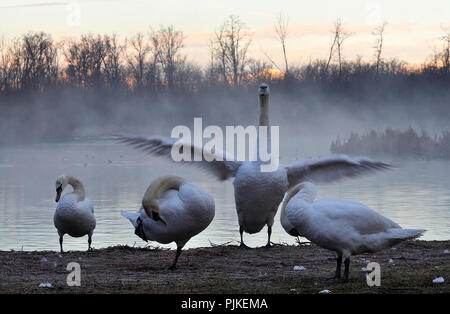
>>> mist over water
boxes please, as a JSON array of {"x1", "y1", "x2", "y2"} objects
[
  {"x1": 0, "y1": 134, "x2": 448, "y2": 251},
  {"x1": 1, "y1": 73, "x2": 450, "y2": 251}
]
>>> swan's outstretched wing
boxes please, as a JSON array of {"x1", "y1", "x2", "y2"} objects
[
  {"x1": 112, "y1": 134, "x2": 242, "y2": 180},
  {"x1": 285, "y1": 155, "x2": 392, "y2": 189}
]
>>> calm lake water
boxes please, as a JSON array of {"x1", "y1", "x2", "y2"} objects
[{"x1": 0, "y1": 141, "x2": 449, "y2": 251}]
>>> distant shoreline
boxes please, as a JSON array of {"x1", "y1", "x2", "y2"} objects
[{"x1": 331, "y1": 128, "x2": 450, "y2": 159}]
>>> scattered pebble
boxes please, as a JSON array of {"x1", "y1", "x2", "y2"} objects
[
  {"x1": 40, "y1": 257, "x2": 48, "y2": 263},
  {"x1": 435, "y1": 266, "x2": 440, "y2": 270},
  {"x1": 433, "y1": 277, "x2": 444, "y2": 283},
  {"x1": 391, "y1": 247, "x2": 397, "y2": 251},
  {"x1": 443, "y1": 249, "x2": 449, "y2": 254},
  {"x1": 361, "y1": 267, "x2": 367, "y2": 271},
  {"x1": 388, "y1": 259, "x2": 394, "y2": 263},
  {"x1": 290, "y1": 288, "x2": 296, "y2": 292},
  {"x1": 319, "y1": 289, "x2": 331, "y2": 294},
  {"x1": 293, "y1": 265, "x2": 306, "y2": 271},
  {"x1": 39, "y1": 282, "x2": 53, "y2": 288},
  {"x1": 432, "y1": 277, "x2": 444, "y2": 284}
]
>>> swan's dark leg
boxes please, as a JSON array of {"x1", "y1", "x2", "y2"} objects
[
  {"x1": 169, "y1": 246, "x2": 182, "y2": 270},
  {"x1": 59, "y1": 235, "x2": 64, "y2": 253},
  {"x1": 239, "y1": 226, "x2": 250, "y2": 249},
  {"x1": 334, "y1": 255, "x2": 342, "y2": 279},
  {"x1": 343, "y1": 257, "x2": 350, "y2": 282},
  {"x1": 265, "y1": 226, "x2": 272, "y2": 248},
  {"x1": 88, "y1": 235, "x2": 92, "y2": 251}
]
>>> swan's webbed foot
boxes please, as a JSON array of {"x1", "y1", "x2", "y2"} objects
[
  {"x1": 239, "y1": 242, "x2": 251, "y2": 250},
  {"x1": 238, "y1": 226, "x2": 250, "y2": 249},
  {"x1": 168, "y1": 264, "x2": 177, "y2": 271},
  {"x1": 264, "y1": 242, "x2": 272, "y2": 249}
]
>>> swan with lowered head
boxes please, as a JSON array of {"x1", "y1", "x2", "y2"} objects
[
  {"x1": 121, "y1": 176, "x2": 215, "y2": 270},
  {"x1": 280, "y1": 182, "x2": 426, "y2": 281},
  {"x1": 113, "y1": 83, "x2": 391, "y2": 248},
  {"x1": 54, "y1": 175, "x2": 96, "y2": 253}
]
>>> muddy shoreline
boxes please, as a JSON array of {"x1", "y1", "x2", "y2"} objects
[{"x1": 0, "y1": 240, "x2": 448, "y2": 294}]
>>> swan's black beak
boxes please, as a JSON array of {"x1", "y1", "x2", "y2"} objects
[
  {"x1": 134, "y1": 217, "x2": 148, "y2": 242},
  {"x1": 258, "y1": 84, "x2": 269, "y2": 96},
  {"x1": 55, "y1": 186, "x2": 62, "y2": 202}
]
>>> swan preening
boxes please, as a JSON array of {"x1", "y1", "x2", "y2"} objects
[
  {"x1": 121, "y1": 176, "x2": 215, "y2": 269},
  {"x1": 280, "y1": 182, "x2": 426, "y2": 281},
  {"x1": 114, "y1": 83, "x2": 391, "y2": 248},
  {"x1": 53, "y1": 175, "x2": 96, "y2": 253}
]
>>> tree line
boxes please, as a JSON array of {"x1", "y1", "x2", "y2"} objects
[
  {"x1": 1, "y1": 15, "x2": 449, "y2": 96},
  {"x1": 331, "y1": 128, "x2": 450, "y2": 159},
  {"x1": 0, "y1": 15, "x2": 449, "y2": 144}
]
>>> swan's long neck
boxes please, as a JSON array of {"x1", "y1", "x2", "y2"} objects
[
  {"x1": 67, "y1": 176, "x2": 85, "y2": 201},
  {"x1": 257, "y1": 94, "x2": 271, "y2": 163},
  {"x1": 259, "y1": 95, "x2": 270, "y2": 127},
  {"x1": 280, "y1": 183, "x2": 317, "y2": 237},
  {"x1": 142, "y1": 176, "x2": 186, "y2": 219},
  {"x1": 280, "y1": 184, "x2": 304, "y2": 217},
  {"x1": 280, "y1": 182, "x2": 317, "y2": 216}
]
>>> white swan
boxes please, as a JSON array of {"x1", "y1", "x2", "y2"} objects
[
  {"x1": 280, "y1": 182, "x2": 426, "y2": 281},
  {"x1": 121, "y1": 176, "x2": 215, "y2": 270},
  {"x1": 54, "y1": 175, "x2": 96, "y2": 253},
  {"x1": 114, "y1": 83, "x2": 391, "y2": 248}
]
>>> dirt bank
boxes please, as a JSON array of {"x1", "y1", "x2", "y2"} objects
[{"x1": 0, "y1": 240, "x2": 449, "y2": 294}]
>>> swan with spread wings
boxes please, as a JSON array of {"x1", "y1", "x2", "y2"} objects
[{"x1": 113, "y1": 83, "x2": 391, "y2": 248}]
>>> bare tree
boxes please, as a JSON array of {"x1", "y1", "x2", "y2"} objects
[
  {"x1": 373, "y1": 22, "x2": 388, "y2": 75},
  {"x1": 103, "y1": 34, "x2": 125, "y2": 88},
  {"x1": 440, "y1": 26, "x2": 450, "y2": 73},
  {"x1": 274, "y1": 13, "x2": 289, "y2": 77},
  {"x1": 151, "y1": 25, "x2": 185, "y2": 92},
  {"x1": 64, "y1": 34, "x2": 108, "y2": 89},
  {"x1": 19, "y1": 32, "x2": 58, "y2": 91},
  {"x1": 212, "y1": 29, "x2": 229, "y2": 84},
  {"x1": 126, "y1": 33, "x2": 151, "y2": 89},
  {"x1": 212, "y1": 15, "x2": 252, "y2": 86},
  {"x1": 247, "y1": 59, "x2": 274, "y2": 84},
  {"x1": 205, "y1": 39, "x2": 220, "y2": 86},
  {"x1": 325, "y1": 19, "x2": 352, "y2": 76},
  {"x1": 0, "y1": 37, "x2": 11, "y2": 92}
]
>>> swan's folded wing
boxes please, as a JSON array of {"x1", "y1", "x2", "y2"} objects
[
  {"x1": 285, "y1": 155, "x2": 392, "y2": 189},
  {"x1": 112, "y1": 134, "x2": 241, "y2": 180}
]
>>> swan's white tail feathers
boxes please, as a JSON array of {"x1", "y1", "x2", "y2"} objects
[
  {"x1": 387, "y1": 228, "x2": 426, "y2": 240},
  {"x1": 121, "y1": 210, "x2": 140, "y2": 228}
]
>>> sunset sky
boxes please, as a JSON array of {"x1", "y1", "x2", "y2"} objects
[{"x1": 1, "y1": 0, "x2": 449, "y2": 67}]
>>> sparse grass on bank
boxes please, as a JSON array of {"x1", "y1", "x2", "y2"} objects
[{"x1": 0, "y1": 240, "x2": 448, "y2": 294}]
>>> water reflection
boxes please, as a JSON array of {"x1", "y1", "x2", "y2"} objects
[{"x1": 0, "y1": 142, "x2": 448, "y2": 251}]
